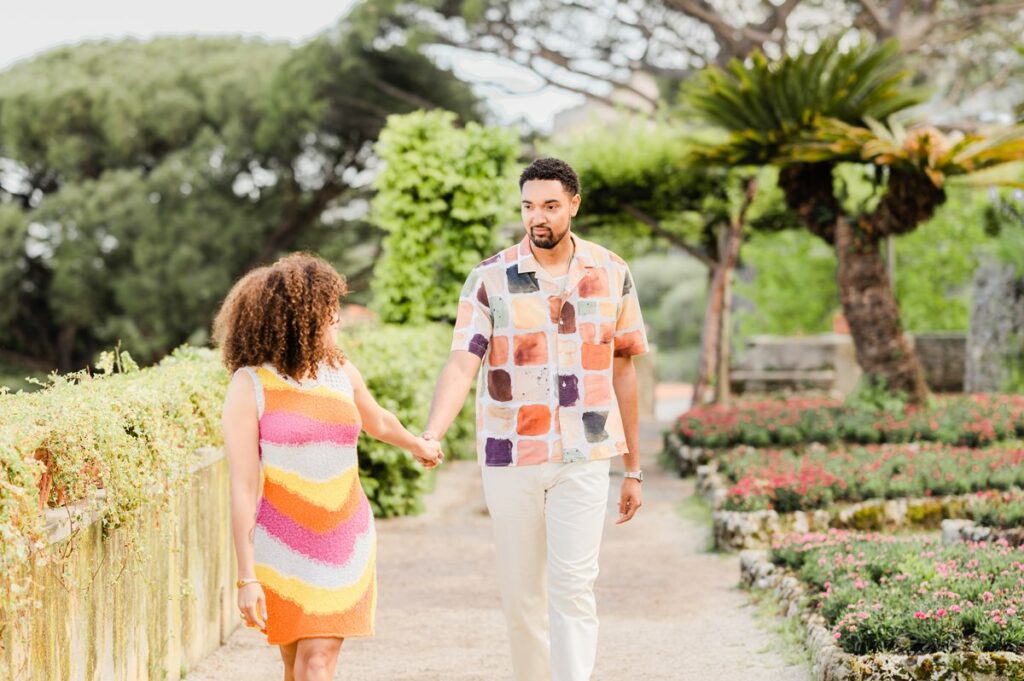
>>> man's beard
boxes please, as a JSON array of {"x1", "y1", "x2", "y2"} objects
[{"x1": 529, "y1": 225, "x2": 568, "y2": 249}]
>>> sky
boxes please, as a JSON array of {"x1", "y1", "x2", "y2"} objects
[{"x1": 0, "y1": 0, "x2": 582, "y2": 131}]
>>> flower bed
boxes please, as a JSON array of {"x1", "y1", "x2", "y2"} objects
[
  {"x1": 741, "y1": 539, "x2": 1024, "y2": 681},
  {"x1": 771, "y1": 531, "x2": 1024, "y2": 657},
  {"x1": 673, "y1": 395, "x2": 1024, "y2": 450},
  {"x1": 718, "y1": 443, "x2": 1024, "y2": 513}
]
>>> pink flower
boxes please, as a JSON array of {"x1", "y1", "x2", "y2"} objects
[
  {"x1": 834, "y1": 632, "x2": 841, "y2": 640},
  {"x1": 915, "y1": 611, "x2": 929, "y2": 620}
]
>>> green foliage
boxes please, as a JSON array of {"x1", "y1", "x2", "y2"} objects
[
  {"x1": 370, "y1": 110, "x2": 519, "y2": 324},
  {"x1": 551, "y1": 119, "x2": 726, "y2": 254},
  {"x1": 341, "y1": 323, "x2": 477, "y2": 516},
  {"x1": 685, "y1": 37, "x2": 927, "y2": 165},
  {"x1": 984, "y1": 188, "x2": 1024, "y2": 271},
  {"x1": 0, "y1": 33, "x2": 479, "y2": 371},
  {"x1": 893, "y1": 189, "x2": 993, "y2": 331},
  {"x1": 630, "y1": 253, "x2": 706, "y2": 381},
  {"x1": 844, "y1": 375, "x2": 908, "y2": 414},
  {"x1": 0, "y1": 347, "x2": 227, "y2": 641},
  {"x1": 738, "y1": 185, "x2": 997, "y2": 338},
  {"x1": 737, "y1": 229, "x2": 837, "y2": 336}
]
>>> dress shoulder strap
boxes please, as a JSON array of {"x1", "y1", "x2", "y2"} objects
[{"x1": 236, "y1": 367, "x2": 265, "y2": 419}]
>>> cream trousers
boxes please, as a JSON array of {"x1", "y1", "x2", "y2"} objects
[{"x1": 481, "y1": 458, "x2": 611, "y2": 681}]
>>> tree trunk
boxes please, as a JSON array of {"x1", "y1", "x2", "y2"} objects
[
  {"x1": 56, "y1": 324, "x2": 77, "y2": 373},
  {"x1": 834, "y1": 216, "x2": 928, "y2": 403},
  {"x1": 716, "y1": 256, "x2": 734, "y2": 404},
  {"x1": 694, "y1": 203, "x2": 748, "y2": 404},
  {"x1": 693, "y1": 266, "x2": 720, "y2": 406}
]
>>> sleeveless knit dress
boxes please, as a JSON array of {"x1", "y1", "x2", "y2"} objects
[{"x1": 241, "y1": 362, "x2": 376, "y2": 645}]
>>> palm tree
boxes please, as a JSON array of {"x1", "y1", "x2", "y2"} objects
[{"x1": 686, "y1": 37, "x2": 1024, "y2": 403}]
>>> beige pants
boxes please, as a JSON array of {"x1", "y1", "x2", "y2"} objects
[{"x1": 481, "y1": 458, "x2": 611, "y2": 681}]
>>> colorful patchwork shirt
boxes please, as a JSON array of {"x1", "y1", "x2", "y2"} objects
[{"x1": 451, "y1": 234, "x2": 648, "y2": 466}]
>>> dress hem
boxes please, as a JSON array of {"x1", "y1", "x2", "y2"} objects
[{"x1": 266, "y1": 629, "x2": 375, "y2": 646}]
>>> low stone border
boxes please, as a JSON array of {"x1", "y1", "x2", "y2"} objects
[
  {"x1": 941, "y1": 519, "x2": 1024, "y2": 547},
  {"x1": 741, "y1": 550, "x2": 1024, "y2": 681},
  {"x1": 662, "y1": 431, "x2": 713, "y2": 477},
  {"x1": 700, "y1": 462, "x2": 976, "y2": 551}
]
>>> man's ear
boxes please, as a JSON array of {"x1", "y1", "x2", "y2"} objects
[{"x1": 570, "y1": 193, "x2": 581, "y2": 217}]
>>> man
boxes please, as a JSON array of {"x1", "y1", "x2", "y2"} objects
[{"x1": 422, "y1": 157, "x2": 648, "y2": 681}]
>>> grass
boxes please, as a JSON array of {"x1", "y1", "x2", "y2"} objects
[
  {"x1": 747, "y1": 587, "x2": 813, "y2": 668},
  {"x1": 677, "y1": 493, "x2": 713, "y2": 525},
  {"x1": 676, "y1": 493, "x2": 717, "y2": 552}
]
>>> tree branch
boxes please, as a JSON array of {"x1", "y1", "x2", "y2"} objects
[
  {"x1": 854, "y1": 0, "x2": 892, "y2": 35},
  {"x1": 621, "y1": 203, "x2": 717, "y2": 269}
]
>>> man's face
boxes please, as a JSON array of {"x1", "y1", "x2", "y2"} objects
[{"x1": 520, "y1": 179, "x2": 580, "y2": 250}]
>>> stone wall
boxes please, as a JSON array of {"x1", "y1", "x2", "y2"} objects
[
  {"x1": 967, "y1": 260, "x2": 1024, "y2": 392},
  {"x1": 3, "y1": 449, "x2": 238, "y2": 681},
  {"x1": 912, "y1": 333, "x2": 967, "y2": 392}
]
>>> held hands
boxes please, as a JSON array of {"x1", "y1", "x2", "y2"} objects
[{"x1": 410, "y1": 435, "x2": 444, "y2": 468}]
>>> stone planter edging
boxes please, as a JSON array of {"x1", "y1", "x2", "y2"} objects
[
  {"x1": 941, "y1": 519, "x2": 1024, "y2": 547},
  {"x1": 662, "y1": 431, "x2": 713, "y2": 477},
  {"x1": 701, "y1": 462, "x2": 977, "y2": 551},
  {"x1": 740, "y1": 549, "x2": 1024, "y2": 681}
]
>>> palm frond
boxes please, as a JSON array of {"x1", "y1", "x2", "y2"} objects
[{"x1": 684, "y1": 36, "x2": 928, "y2": 166}]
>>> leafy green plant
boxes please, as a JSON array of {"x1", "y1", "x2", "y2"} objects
[{"x1": 371, "y1": 110, "x2": 519, "y2": 324}]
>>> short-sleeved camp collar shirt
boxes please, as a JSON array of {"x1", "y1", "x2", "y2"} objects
[{"x1": 451, "y1": 234, "x2": 648, "y2": 466}]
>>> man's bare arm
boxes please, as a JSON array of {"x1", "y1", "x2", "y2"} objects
[{"x1": 423, "y1": 350, "x2": 482, "y2": 439}]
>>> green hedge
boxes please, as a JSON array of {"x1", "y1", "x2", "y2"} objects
[
  {"x1": 0, "y1": 346, "x2": 226, "y2": 633},
  {"x1": 341, "y1": 323, "x2": 476, "y2": 517},
  {"x1": 0, "y1": 324, "x2": 475, "y2": 630}
]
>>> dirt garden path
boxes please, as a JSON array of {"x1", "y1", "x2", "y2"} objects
[{"x1": 186, "y1": 422, "x2": 810, "y2": 681}]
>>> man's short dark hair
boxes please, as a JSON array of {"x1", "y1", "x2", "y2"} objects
[{"x1": 519, "y1": 158, "x2": 580, "y2": 197}]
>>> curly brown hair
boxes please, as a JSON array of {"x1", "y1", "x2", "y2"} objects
[{"x1": 213, "y1": 253, "x2": 348, "y2": 380}]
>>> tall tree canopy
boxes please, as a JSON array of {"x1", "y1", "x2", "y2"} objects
[
  {"x1": 0, "y1": 23, "x2": 479, "y2": 371},
  {"x1": 371, "y1": 0, "x2": 1024, "y2": 120}
]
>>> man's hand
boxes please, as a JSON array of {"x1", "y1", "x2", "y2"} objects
[
  {"x1": 616, "y1": 478, "x2": 643, "y2": 524},
  {"x1": 410, "y1": 436, "x2": 444, "y2": 468}
]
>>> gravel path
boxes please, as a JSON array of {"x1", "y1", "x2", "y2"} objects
[{"x1": 186, "y1": 425, "x2": 809, "y2": 681}]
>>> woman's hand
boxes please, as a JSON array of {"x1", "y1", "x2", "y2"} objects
[
  {"x1": 238, "y1": 581, "x2": 268, "y2": 632},
  {"x1": 410, "y1": 436, "x2": 444, "y2": 468}
]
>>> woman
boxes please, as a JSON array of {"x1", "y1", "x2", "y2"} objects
[{"x1": 215, "y1": 253, "x2": 442, "y2": 681}]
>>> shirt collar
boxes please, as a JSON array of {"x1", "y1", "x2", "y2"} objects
[{"x1": 516, "y1": 233, "x2": 596, "y2": 275}]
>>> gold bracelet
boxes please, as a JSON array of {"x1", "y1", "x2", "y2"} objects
[{"x1": 236, "y1": 578, "x2": 260, "y2": 588}]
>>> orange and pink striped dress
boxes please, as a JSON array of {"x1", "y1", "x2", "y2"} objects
[{"x1": 241, "y1": 362, "x2": 375, "y2": 645}]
